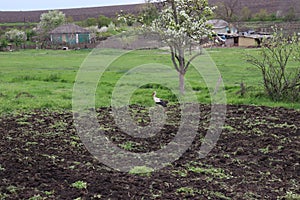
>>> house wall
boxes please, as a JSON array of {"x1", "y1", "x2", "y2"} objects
[
  {"x1": 239, "y1": 37, "x2": 257, "y2": 47},
  {"x1": 51, "y1": 33, "x2": 90, "y2": 45},
  {"x1": 225, "y1": 38, "x2": 235, "y2": 47},
  {"x1": 78, "y1": 34, "x2": 90, "y2": 43}
]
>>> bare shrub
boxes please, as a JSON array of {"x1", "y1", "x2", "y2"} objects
[{"x1": 246, "y1": 28, "x2": 300, "y2": 102}]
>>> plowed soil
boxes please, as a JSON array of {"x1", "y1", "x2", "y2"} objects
[{"x1": 0, "y1": 104, "x2": 299, "y2": 199}]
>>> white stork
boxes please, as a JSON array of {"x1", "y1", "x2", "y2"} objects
[{"x1": 152, "y1": 91, "x2": 168, "y2": 107}]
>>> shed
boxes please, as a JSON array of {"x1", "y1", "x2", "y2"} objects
[
  {"x1": 50, "y1": 24, "x2": 90, "y2": 45},
  {"x1": 239, "y1": 34, "x2": 272, "y2": 47},
  {"x1": 239, "y1": 36, "x2": 258, "y2": 47}
]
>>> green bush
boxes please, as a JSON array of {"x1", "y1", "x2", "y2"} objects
[
  {"x1": 85, "y1": 18, "x2": 98, "y2": 26},
  {"x1": 254, "y1": 9, "x2": 269, "y2": 21},
  {"x1": 284, "y1": 7, "x2": 297, "y2": 21},
  {"x1": 0, "y1": 38, "x2": 8, "y2": 50},
  {"x1": 25, "y1": 29, "x2": 36, "y2": 41},
  {"x1": 240, "y1": 7, "x2": 252, "y2": 21},
  {"x1": 98, "y1": 15, "x2": 112, "y2": 28}
]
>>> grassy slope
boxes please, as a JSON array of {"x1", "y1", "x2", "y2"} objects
[
  {"x1": 0, "y1": 50, "x2": 89, "y2": 113},
  {"x1": 0, "y1": 48, "x2": 299, "y2": 114}
]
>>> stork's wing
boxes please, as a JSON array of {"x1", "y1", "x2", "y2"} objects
[{"x1": 157, "y1": 99, "x2": 167, "y2": 107}]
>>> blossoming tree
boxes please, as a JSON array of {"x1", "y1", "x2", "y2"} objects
[
  {"x1": 37, "y1": 10, "x2": 66, "y2": 47},
  {"x1": 5, "y1": 29, "x2": 27, "y2": 48},
  {"x1": 151, "y1": 0, "x2": 215, "y2": 94}
]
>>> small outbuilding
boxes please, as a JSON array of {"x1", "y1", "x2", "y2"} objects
[
  {"x1": 50, "y1": 24, "x2": 90, "y2": 45},
  {"x1": 238, "y1": 34, "x2": 272, "y2": 47},
  {"x1": 238, "y1": 36, "x2": 258, "y2": 47}
]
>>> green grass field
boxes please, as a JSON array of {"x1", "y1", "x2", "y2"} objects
[{"x1": 0, "y1": 48, "x2": 299, "y2": 114}]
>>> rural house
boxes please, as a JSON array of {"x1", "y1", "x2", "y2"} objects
[
  {"x1": 206, "y1": 19, "x2": 238, "y2": 47},
  {"x1": 49, "y1": 23, "x2": 90, "y2": 45},
  {"x1": 206, "y1": 19, "x2": 237, "y2": 34}
]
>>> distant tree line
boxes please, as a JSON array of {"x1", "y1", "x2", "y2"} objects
[{"x1": 214, "y1": 0, "x2": 298, "y2": 22}]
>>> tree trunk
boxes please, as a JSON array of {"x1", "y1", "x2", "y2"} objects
[{"x1": 179, "y1": 72, "x2": 185, "y2": 95}]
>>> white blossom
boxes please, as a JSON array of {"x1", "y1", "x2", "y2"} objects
[
  {"x1": 149, "y1": 0, "x2": 215, "y2": 94},
  {"x1": 151, "y1": 0, "x2": 214, "y2": 47},
  {"x1": 5, "y1": 29, "x2": 27, "y2": 46}
]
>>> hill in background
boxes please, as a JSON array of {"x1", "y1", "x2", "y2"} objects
[
  {"x1": 210, "y1": 0, "x2": 300, "y2": 19},
  {"x1": 0, "y1": 4, "x2": 142, "y2": 23},
  {"x1": 0, "y1": 0, "x2": 299, "y2": 23}
]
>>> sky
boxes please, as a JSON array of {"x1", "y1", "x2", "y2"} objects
[{"x1": 1, "y1": 0, "x2": 145, "y2": 11}]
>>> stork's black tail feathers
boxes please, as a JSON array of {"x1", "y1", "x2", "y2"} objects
[{"x1": 156, "y1": 100, "x2": 168, "y2": 107}]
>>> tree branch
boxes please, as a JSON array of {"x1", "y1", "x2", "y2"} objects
[
  {"x1": 169, "y1": 0, "x2": 179, "y2": 24},
  {"x1": 184, "y1": 52, "x2": 203, "y2": 72},
  {"x1": 170, "y1": 46, "x2": 180, "y2": 72}
]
